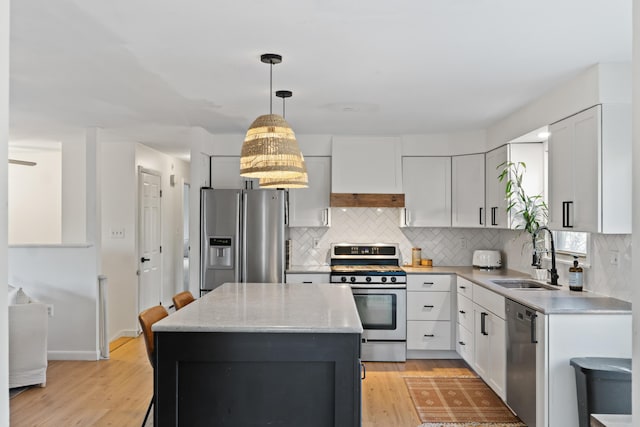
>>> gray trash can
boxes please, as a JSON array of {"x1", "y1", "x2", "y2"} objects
[{"x1": 570, "y1": 357, "x2": 631, "y2": 427}]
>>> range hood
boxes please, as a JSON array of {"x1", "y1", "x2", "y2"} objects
[
  {"x1": 330, "y1": 136, "x2": 404, "y2": 207},
  {"x1": 330, "y1": 193, "x2": 405, "y2": 208}
]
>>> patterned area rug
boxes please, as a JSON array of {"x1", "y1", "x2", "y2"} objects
[{"x1": 405, "y1": 377, "x2": 525, "y2": 427}]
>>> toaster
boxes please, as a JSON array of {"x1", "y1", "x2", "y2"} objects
[{"x1": 472, "y1": 250, "x2": 502, "y2": 269}]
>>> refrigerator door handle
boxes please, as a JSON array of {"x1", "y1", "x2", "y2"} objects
[
  {"x1": 235, "y1": 191, "x2": 242, "y2": 283},
  {"x1": 241, "y1": 191, "x2": 248, "y2": 282}
]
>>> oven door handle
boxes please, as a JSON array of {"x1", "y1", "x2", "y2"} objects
[{"x1": 349, "y1": 284, "x2": 407, "y2": 290}]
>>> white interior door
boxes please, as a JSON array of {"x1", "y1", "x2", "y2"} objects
[{"x1": 138, "y1": 169, "x2": 162, "y2": 313}]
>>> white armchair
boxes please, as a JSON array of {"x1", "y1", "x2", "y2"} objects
[{"x1": 8, "y1": 286, "x2": 48, "y2": 388}]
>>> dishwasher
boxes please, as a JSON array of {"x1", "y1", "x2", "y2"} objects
[{"x1": 506, "y1": 298, "x2": 538, "y2": 427}]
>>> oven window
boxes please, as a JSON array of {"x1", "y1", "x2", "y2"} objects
[{"x1": 353, "y1": 294, "x2": 397, "y2": 330}]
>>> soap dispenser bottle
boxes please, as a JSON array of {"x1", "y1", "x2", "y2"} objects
[{"x1": 568, "y1": 256, "x2": 583, "y2": 291}]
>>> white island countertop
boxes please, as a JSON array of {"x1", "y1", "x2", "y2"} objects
[{"x1": 153, "y1": 282, "x2": 363, "y2": 334}]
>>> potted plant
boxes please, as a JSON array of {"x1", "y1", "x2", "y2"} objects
[{"x1": 497, "y1": 161, "x2": 548, "y2": 278}]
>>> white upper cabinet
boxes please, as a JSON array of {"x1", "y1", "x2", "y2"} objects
[
  {"x1": 452, "y1": 153, "x2": 485, "y2": 228},
  {"x1": 288, "y1": 156, "x2": 331, "y2": 227},
  {"x1": 548, "y1": 104, "x2": 631, "y2": 233},
  {"x1": 485, "y1": 143, "x2": 544, "y2": 229},
  {"x1": 485, "y1": 146, "x2": 508, "y2": 228},
  {"x1": 402, "y1": 157, "x2": 451, "y2": 227},
  {"x1": 210, "y1": 156, "x2": 257, "y2": 189},
  {"x1": 331, "y1": 137, "x2": 403, "y2": 194}
]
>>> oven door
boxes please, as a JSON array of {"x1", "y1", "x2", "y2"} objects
[{"x1": 350, "y1": 287, "x2": 406, "y2": 341}]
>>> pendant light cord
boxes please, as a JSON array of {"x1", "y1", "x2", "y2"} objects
[{"x1": 269, "y1": 63, "x2": 273, "y2": 114}]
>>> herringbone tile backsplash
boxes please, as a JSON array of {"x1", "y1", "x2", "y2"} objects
[
  {"x1": 288, "y1": 208, "x2": 502, "y2": 266},
  {"x1": 288, "y1": 207, "x2": 632, "y2": 302}
]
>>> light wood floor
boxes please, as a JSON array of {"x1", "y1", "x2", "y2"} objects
[{"x1": 10, "y1": 337, "x2": 470, "y2": 427}]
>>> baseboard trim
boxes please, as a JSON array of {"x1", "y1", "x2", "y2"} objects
[
  {"x1": 110, "y1": 329, "x2": 140, "y2": 341},
  {"x1": 48, "y1": 350, "x2": 100, "y2": 361}
]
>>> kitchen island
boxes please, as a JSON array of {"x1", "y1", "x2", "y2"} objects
[{"x1": 152, "y1": 282, "x2": 363, "y2": 427}]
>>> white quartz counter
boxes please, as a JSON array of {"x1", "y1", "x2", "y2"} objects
[
  {"x1": 153, "y1": 282, "x2": 363, "y2": 334},
  {"x1": 286, "y1": 265, "x2": 331, "y2": 274},
  {"x1": 402, "y1": 266, "x2": 632, "y2": 315}
]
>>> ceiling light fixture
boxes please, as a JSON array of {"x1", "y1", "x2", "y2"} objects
[
  {"x1": 260, "y1": 90, "x2": 308, "y2": 189},
  {"x1": 240, "y1": 53, "x2": 305, "y2": 179}
]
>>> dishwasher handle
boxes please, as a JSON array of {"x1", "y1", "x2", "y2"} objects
[{"x1": 530, "y1": 313, "x2": 538, "y2": 344}]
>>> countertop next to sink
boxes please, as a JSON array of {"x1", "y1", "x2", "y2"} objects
[{"x1": 402, "y1": 265, "x2": 632, "y2": 315}]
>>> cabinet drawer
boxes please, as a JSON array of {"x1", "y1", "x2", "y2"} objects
[
  {"x1": 456, "y1": 294, "x2": 474, "y2": 331},
  {"x1": 285, "y1": 273, "x2": 330, "y2": 284},
  {"x1": 456, "y1": 323, "x2": 474, "y2": 366},
  {"x1": 407, "y1": 321, "x2": 452, "y2": 350},
  {"x1": 457, "y1": 277, "x2": 474, "y2": 299},
  {"x1": 407, "y1": 274, "x2": 452, "y2": 292},
  {"x1": 473, "y1": 284, "x2": 506, "y2": 319},
  {"x1": 407, "y1": 292, "x2": 451, "y2": 321}
]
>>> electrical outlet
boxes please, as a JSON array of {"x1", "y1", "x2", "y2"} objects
[
  {"x1": 110, "y1": 228, "x2": 125, "y2": 239},
  {"x1": 47, "y1": 304, "x2": 54, "y2": 317},
  {"x1": 609, "y1": 250, "x2": 619, "y2": 266},
  {"x1": 313, "y1": 238, "x2": 321, "y2": 249},
  {"x1": 459, "y1": 237, "x2": 467, "y2": 249}
]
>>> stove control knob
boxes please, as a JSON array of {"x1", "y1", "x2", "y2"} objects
[
  {"x1": 381, "y1": 277, "x2": 387, "y2": 283},
  {"x1": 350, "y1": 277, "x2": 356, "y2": 283},
  {"x1": 341, "y1": 276, "x2": 347, "y2": 283},
  {"x1": 390, "y1": 277, "x2": 397, "y2": 283},
  {"x1": 366, "y1": 276, "x2": 372, "y2": 283}
]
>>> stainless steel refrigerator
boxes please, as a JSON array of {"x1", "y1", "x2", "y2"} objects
[{"x1": 200, "y1": 188, "x2": 286, "y2": 294}]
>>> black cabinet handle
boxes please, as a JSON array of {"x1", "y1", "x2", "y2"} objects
[
  {"x1": 479, "y1": 207, "x2": 484, "y2": 225},
  {"x1": 423, "y1": 282, "x2": 434, "y2": 286},
  {"x1": 531, "y1": 313, "x2": 538, "y2": 344},
  {"x1": 140, "y1": 257, "x2": 150, "y2": 263},
  {"x1": 491, "y1": 207, "x2": 498, "y2": 226},
  {"x1": 458, "y1": 341, "x2": 466, "y2": 346},
  {"x1": 361, "y1": 362, "x2": 366, "y2": 380},
  {"x1": 459, "y1": 285, "x2": 466, "y2": 289},
  {"x1": 459, "y1": 310, "x2": 466, "y2": 314},
  {"x1": 423, "y1": 305, "x2": 435, "y2": 309},
  {"x1": 562, "y1": 201, "x2": 574, "y2": 228},
  {"x1": 424, "y1": 334, "x2": 435, "y2": 338},
  {"x1": 480, "y1": 312, "x2": 489, "y2": 336}
]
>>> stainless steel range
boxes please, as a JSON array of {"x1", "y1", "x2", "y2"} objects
[{"x1": 330, "y1": 243, "x2": 407, "y2": 362}]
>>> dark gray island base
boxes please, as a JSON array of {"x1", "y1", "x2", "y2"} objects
[{"x1": 152, "y1": 283, "x2": 364, "y2": 427}]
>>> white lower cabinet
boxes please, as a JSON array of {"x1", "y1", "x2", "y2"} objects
[
  {"x1": 407, "y1": 321, "x2": 452, "y2": 350},
  {"x1": 406, "y1": 274, "x2": 454, "y2": 352},
  {"x1": 285, "y1": 273, "x2": 330, "y2": 284},
  {"x1": 473, "y1": 303, "x2": 506, "y2": 400},
  {"x1": 454, "y1": 279, "x2": 506, "y2": 401},
  {"x1": 455, "y1": 292, "x2": 474, "y2": 366}
]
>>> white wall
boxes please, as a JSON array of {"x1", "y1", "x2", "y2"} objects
[
  {"x1": 61, "y1": 135, "x2": 87, "y2": 243},
  {"x1": 8, "y1": 245, "x2": 99, "y2": 360},
  {"x1": 632, "y1": 0, "x2": 639, "y2": 422},
  {"x1": 1, "y1": 0, "x2": 10, "y2": 421},
  {"x1": 101, "y1": 142, "x2": 137, "y2": 340},
  {"x1": 487, "y1": 63, "x2": 631, "y2": 149},
  {"x1": 8, "y1": 147, "x2": 61, "y2": 244}
]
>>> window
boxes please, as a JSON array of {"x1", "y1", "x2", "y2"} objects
[{"x1": 553, "y1": 231, "x2": 588, "y2": 256}]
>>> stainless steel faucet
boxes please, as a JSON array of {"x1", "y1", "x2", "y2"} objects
[{"x1": 532, "y1": 226, "x2": 559, "y2": 286}]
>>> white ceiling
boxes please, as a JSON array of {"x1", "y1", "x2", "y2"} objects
[{"x1": 9, "y1": 0, "x2": 632, "y2": 160}]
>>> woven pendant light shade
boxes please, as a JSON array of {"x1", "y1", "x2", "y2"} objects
[
  {"x1": 259, "y1": 157, "x2": 308, "y2": 188},
  {"x1": 240, "y1": 114, "x2": 305, "y2": 178}
]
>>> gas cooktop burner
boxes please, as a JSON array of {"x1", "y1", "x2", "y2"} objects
[{"x1": 329, "y1": 243, "x2": 407, "y2": 285}]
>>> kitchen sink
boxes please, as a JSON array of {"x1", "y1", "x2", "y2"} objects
[{"x1": 491, "y1": 279, "x2": 559, "y2": 290}]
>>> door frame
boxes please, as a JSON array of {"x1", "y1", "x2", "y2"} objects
[{"x1": 137, "y1": 166, "x2": 163, "y2": 319}]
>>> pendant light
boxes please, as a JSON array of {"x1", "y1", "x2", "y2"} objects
[
  {"x1": 260, "y1": 90, "x2": 308, "y2": 188},
  {"x1": 240, "y1": 53, "x2": 305, "y2": 179}
]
